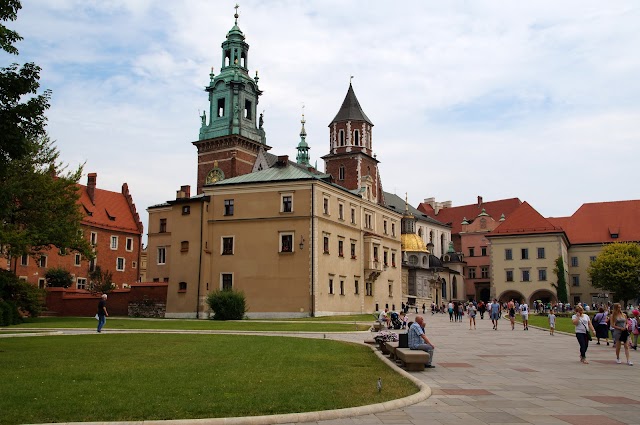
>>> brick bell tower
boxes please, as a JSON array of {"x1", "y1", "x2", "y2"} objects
[
  {"x1": 193, "y1": 6, "x2": 270, "y2": 194},
  {"x1": 322, "y1": 82, "x2": 384, "y2": 205}
]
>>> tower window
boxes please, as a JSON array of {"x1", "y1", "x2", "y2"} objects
[
  {"x1": 354, "y1": 130, "x2": 359, "y2": 146},
  {"x1": 240, "y1": 51, "x2": 246, "y2": 67},
  {"x1": 339, "y1": 130, "x2": 345, "y2": 146},
  {"x1": 217, "y1": 98, "x2": 225, "y2": 117},
  {"x1": 339, "y1": 165, "x2": 345, "y2": 180},
  {"x1": 224, "y1": 50, "x2": 231, "y2": 67},
  {"x1": 244, "y1": 100, "x2": 252, "y2": 120}
]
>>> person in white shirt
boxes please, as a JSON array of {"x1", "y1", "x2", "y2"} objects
[{"x1": 520, "y1": 302, "x2": 529, "y2": 331}]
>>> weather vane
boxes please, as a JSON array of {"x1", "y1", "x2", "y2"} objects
[
  {"x1": 302, "y1": 103, "x2": 305, "y2": 120},
  {"x1": 350, "y1": 75, "x2": 354, "y2": 85}
]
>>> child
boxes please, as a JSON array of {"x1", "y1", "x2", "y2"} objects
[
  {"x1": 549, "y1": 310, "x2": 556, "y2": 335},
  {"x1": 400, "y1": 312, "x2": 408, "y2": 329}
]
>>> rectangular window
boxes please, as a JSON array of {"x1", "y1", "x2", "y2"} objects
[
  {"x1": 221, "y1": 273, "x2": 233, "y2": 290},
  {"x1": 340, "y1": 280, "x2": 345, "y2": 295},
  {"x1": 222, "y1": 237, "x2": 234, "y2": 255},
  {"x1": 338, "y1": 240, "x2": 344, "y2": 257},
  {"x1": 74, "y1": 253, "x2": 81, "y2": 266},
  {"x1": 39, "y1": 255, "x2": 47, "y2": 268},
  {"x1": 163, "y1": 277, "x2": 169, "y2": 282},
  {"x1": 329, "y1": 279, "x2": 334, "y2": 294},
  {"x1": 126, "y1": 237, "x2": 133, "y2": 252},
  {"x1": 365, "y1": 213, "x2": 372, "y2": 229},
  {"x1": 323, "y1": 198, "x2": 329, "y2": 215},
  {"x1": 391, "y1": 222, "x2": 396, "y2": 237},
  {"x1": 522, "y1": 270, "x2": 530, "y2": 282},
  {"x1": 224, "y1": 199, "x2": 234, "y2": 216},
  {"x1": 351, "y1": 208, "x2": 356, "y2": 224},
  {"x1": 157, "y1": 247, "x2": 166, "y2": 265},
  {"x1": 323, "y1": 236, "x2": 329, "y2": 254},
  {"x1": 373, "y1": 246, "x2": 379, "y2": 262},
  {"x1": 132, "y1": 261, "x2": 137, "y2": 269},
  {"x1": 280, "y1": 234, "x2": 293, "y2": 253},
  {"x1": 89, "y1": 258, "x2": 97, "y2": 273},
  {"x1": 383, "y1": 220, "x2": 388, "y2": 234},
  {"x1": 521, "y1": 248, "x2": 529, "y2": 260},
  {"x1": 506, "y1": 270, "x2": 514, "y2": 282},
  {"x1": 481, "y1": 247, "x2": 487, "y2": 256},
  {"x1": 179, "y1": 281, "x2": 187, "y2": 292},
  {"x1": 572, "y1": 275, "x2": 580, "y2": 286},
  {"x1": 159, "y1": 219, "x2": 167, "y2": 233},
  {"x1": 354, "y1": 280, "x2": 359, "y2": 295},
  {"x1": 20, "y1": 254, "x2": 28, "y2": 266},
  {"x1": 338, "y1": 203, "x2": 344, "y2": 220},
  {"x1": 468, "y1": 268, "x2": 476, "y2": 279},
  {"x1": 38, "y1": 278, "x2": 46, "y2": 289},
  {"x1": 469, "y1": 247, "x2": 475, "y2": 257},
  {"x1": 282, "y1": 195, "x2": 292, "y2": 213},
  {"x1": 181, "y1": 241, "x2": 189, "y2": 252},
  {"x1": 77, "y1": 278, "x2": 87, "y2": 290},
  {"x1": 90, "y1": 232, "x2": 97, "y2": 245},
  {"x1": 366, "y1": 282, "x2": 373, "y2": 296},
  {"x1": 383, "y1": 251, "x2": 388, "y2": 267},
  {"x1": 505, "y1": 248, "x2": 512, "y2": 260},
  {"x1": 571, "y1": 256, "x2": 579, "y2": 267},
  {"x1": 589, "y1": 256, "x2": 597, "y2": 263},
  {"x1": 338, "y1": 166, "x2": 345, "y2": 180},
  {"x1": 116, "y1": 257, "x2": 125, "y2": 271},
  {"x1": 391, "y1": 252, "x2": 396, "y2": 267},
  {"x1": 537, "y1": 247, "x2": 545, "y2": 259},
  {"x1": 217, "y1": 98, "x2": 225, "y2": 117},
  {"x1": 481, "y1": 266, "x2": 489, "y2": 279},
  {"x1": 110, "y1": 236, "x2": 118, "y2": 250},
  {"x1": 350, "y1": 242, "x2": 356, "y2": 259},
  {"x1": 182, "y1": 205, "x2": 191, "y2": 215},
  {"x1": 539, "y1": 269, "x2": 547, "y2": 281},
  {"x1": 244, "y1": 99, "x2": 252, "y2": 120},
  {"x1": 388, "y1": 282, "x2": 393, "y2": 298}
]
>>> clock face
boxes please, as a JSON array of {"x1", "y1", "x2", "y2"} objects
[{"x1": 206, "y1": 168, "x2": 225, "y2": 184}]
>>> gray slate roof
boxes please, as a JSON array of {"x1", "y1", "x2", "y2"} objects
[
  {"x1": 330, "y1": 84, "x2": 373, "y2": 126},
  {"x1": 383, "y1": 191, "x2": 448, "y2": 227}
]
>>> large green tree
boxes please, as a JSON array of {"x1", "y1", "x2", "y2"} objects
[
  {"x1": 552, "y1": 256, "x2": 569, "y2": 304},
  {"x1": 588, "y1": 242, "x2": 640, "y2": 306}
]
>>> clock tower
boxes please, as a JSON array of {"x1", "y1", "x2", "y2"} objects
[{"x1": 193, "y1": 6, "x2": 270, "y2": 194}]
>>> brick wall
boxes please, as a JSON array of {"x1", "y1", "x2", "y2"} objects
[{"x1": 45, "y1": 283, "x2": 168, "y2": 317}]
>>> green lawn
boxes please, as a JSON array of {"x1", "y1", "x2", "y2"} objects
[
  {"x1": 0, "y1": 334, "x2": 417, "y2": 424},
  {"x1": 273, "y1": 314, "x2": 375, "y2": 322},
  {"x1": 5, "y1": 317, "x2": 370, "y2": 331},
  {"x1": 515, "y1": 314, "x2": 577, "y2": 334}
]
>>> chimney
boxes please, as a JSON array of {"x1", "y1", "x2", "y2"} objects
[
  {"x1": 277, "y1": 155, "x2": 289, "y2": 166},
  {"x1": 477, "y1": 195, "x2": 483, "y2": 207},
  {"x1": 87, "y1": 173, "x2": 97, "y2": 204},
  {"x1": 181, "y1": 185, "x2": 191, "y2": 198}
]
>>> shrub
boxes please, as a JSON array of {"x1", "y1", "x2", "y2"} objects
[
  {"x1": 88, "y1": 266, "x2": 114, "y2": 294},
  {"x1": 206, "y1": 289, "x2": 247, "y2": 320},
  {"x1": 45, "y1": 267, "x2": 73, "y2": 288},
  {"x1": 0, "y1": 270, "x2": 45, "y2": 324}
]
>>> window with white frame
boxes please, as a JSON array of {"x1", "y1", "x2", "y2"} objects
[
  {"x1": 74, "y1": 253, "x2": 81, "y2": 266},
  {"x1": 280, "y1": 232, "x2": 294, "y2": 253},
  {"x1": 126, "y1": 237, "x2": 133, "y2": 252},
  {"x1": 90, "y1": 232, "x2": 97, "y2": 245},
  {"x1": 350, "y1": 207, "x2": 356, "y2": 224},
  {"x1": 338, "y1": 239, "x2": 344, "y2": 257},
  {"x1": 157, "y1": 247, "x2": 166, "y2": 265},
  {"x1": 338, "y1": 203, "x2": 344, "y2": 220},
  {"x1": 323, "y1": 197, "x2": 329, "y2": 215},
  {"x1": 110, "y1": 236, "x2": 118, "y2": 250},
  {"x1": 39, "y1": 255, "x2": 47, "y2": 268},
  {"x1": 222, "y1": 237, "x2": 234, "y2": 255},
  {"x1": 281, "y1": 194, "x2": 293, "y2": 213},
  {"x1": 20, "y1": 254, "x2": 28, "y2": 266},
  {"x1": 116, "y1": 257, "x2": 125, "y2": 271},
  {"x1": 77, "y1": 277, "x2": 87, "y2": 290},
  {"x1": 38, "y1": 278, "x2": 46, "y2": 289},
  {"x1": 366, "y1": 281, "x2": 373, "y2": 296},
  {"x1": 364, "y1": 212, "x2": 373, "y2": 229}
]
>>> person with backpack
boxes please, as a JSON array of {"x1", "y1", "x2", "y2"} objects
[{"x1": 592, "y1": 307, "x2": 610, "y2": 346}]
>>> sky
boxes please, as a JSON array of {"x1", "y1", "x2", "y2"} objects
[{"x1": 6, "y1": 1, "x2": 640, "y2": 242}]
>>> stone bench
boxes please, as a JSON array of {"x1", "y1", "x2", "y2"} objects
[
  {"x1": 372, "y1": 321, "x2": 383, "y2": 331},
  {"x1": 381, "y1": 341, "x2": 399, "y2": 358},
  {"x1": 364, "y1": 338, "x2": 377, "y2": 345},
  {"x1": 395, "y1": 348, "x2": 431, "y2": 371}
]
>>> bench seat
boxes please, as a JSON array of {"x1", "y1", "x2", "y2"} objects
[{"x1": 395, "y1": 348, "x2": 431, "y2": 371}]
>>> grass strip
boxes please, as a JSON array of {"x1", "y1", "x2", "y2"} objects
[
  {"x1": 5, "y1": 317, "x2": 370, "y2": 332},
  {"x1": 514, "y1": 314, "x2": 578, "y2": 334},
  {"x1": 0, "y1": 334, "x2": 417, "y2": 424}
]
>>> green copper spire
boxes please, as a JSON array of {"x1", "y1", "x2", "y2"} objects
[
  {"x1": 448, "y1": 241, "x2": 455, "y2": 253},
  {"x1": 296, "y1": 112, "x2": 311, "y2": 166}
]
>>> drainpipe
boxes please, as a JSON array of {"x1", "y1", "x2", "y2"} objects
[
  {"x1": 195, "y1": 201, "x2": 204, "y2": 319},
  {"x1": 311, "y1": 183, "x2": 315, "y2": 317}
]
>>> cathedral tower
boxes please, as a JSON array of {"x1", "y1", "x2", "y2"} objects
[
  {"x1": 322, "y1": 83, "x2": 384, "y2": 205},
  {"x1": 193, "y1": 6, "x2": 270, "y2": 193}
]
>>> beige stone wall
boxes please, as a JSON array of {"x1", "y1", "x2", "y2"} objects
[
  {"x1": 567, "y1": 244, "x2": 608, "y2": 305},
  {"x1": 489, "y1": 233, "x2": 568, "y2": 304}
]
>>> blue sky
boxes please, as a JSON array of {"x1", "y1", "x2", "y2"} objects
[{"x1": 7, "y1": 1, "x2": 640, "y2": 241}]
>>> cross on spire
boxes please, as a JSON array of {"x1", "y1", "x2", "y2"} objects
[{"x1": 234, "y1": 4, "x2": 240, "y2": 24}]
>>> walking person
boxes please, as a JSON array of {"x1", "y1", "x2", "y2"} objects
[
  {"x1": 631, "y1": 309, "x2": 639, "y2": 350},
  {"x1": 592, "y1": 307, "x2": 609, "y2": 345},
  {"x1": 490, "y1": 299, "x2": 500, "y2": 330},
  {"x1": 408, "y1": 315, "x2": 436, "y2": 368},
  {"x1": 508, "y1": 300, "x2": 516, "y2": 330},
  {"x1": 467, "y1": 302, "x2": 477, "y2": 330},
  {"x1": 97, "y1": 294, "x2": 109, "y2": 333},
  {"x1": 548, "y1": 310, "x2": 556, "y2": 335},
  {"x1": 520, "y1": 301, "x2": 529, "y2": 331},
  {"x1": 478, "y1": 301, "x2": 485, "y2": 319},
  {"x1": 457, "y1": 302, "x2": 464, "y2": 323},
  {"x1": 572, "y1": 304, "x2": 595, "y2": 364},
  {"x1": 610, "y1": 303, "x2": 633, "y2": 365},
  {"x1": 448, "y1": 302, "x2": 454, "y2": 322}
]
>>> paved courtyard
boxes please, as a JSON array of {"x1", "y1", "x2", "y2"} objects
[{"x1": 309, "y1": 312, "x2": 640, "y2": 425}]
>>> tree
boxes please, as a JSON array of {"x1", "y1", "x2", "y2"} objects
[
  {"x1": 588, "y1": 242, "x2": 640, "y2": 306},
  {"x1": 88, "y1": 266, "x2": 114, "y2": 294},
  {"x1": 0, "y1": 269, "x2": 45, "y2": 324},
  {"x1": 207, "y1": 289, "x2": 247, "y2": 320},
  {"x1": 552, "y1": 256, "x2": 569, "y2": 304},
  {"x1": 45, "y1": 267, "x2": 73, "y2": 288},
  {"x1": 1, "y1": 0, "x2": 51, "y2": 169}
]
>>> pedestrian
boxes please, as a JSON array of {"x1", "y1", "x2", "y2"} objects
[
  {"x1": 478, "y1": 301, "x2": 485, "y2": 319},
  {"x1": 422, "y1": 303, "x2": 426, "y2": 314},
  {"x1": 408, "y1": 315, "x2": 435, "y2": 368},
  {"x1": 592, "y1": 307, "x2": 609, "y2": 346},
  {"x1": 448, "y1": 301, "x2": 454, "y2": 322},
  {"x1": 97, "y1": 293, "x2": 109, "y2": 333},
  {"x1": 457, "y1": 302, "x2": 464, "y2": 322},
  {"x1": 610, "y1": 303, "x2": 632, "y2": 365},
  {"x1": 631, "y1": 309, "x2": 639, "y2": 350},
  {"x1": 520, "y1": 301, "x2": 529, "y2": 331},
  {"x1": 508, "y1": 300, "x2": 516, "y2": 330},
  {"x1": 572, "y1": 304, "x2": 595, "y2": 364},
  {"x1": 548, "y1": 310, "x2": 556, "y2": 336},
  {"x1": 467, "y1": 302, "x2": 476, "y2": 330},
  {"x1": 490, "y1": 298, "x2": 500, "y2": 330}
]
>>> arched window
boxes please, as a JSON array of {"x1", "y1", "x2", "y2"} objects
[
  {"x1": 452, "y1": 276, "x2": 458, "y2": 299},
  {"x1": 339, "y1": 130, "x2": 345, "y2": 146},
  {"x1": 429, "y1": 230, "x2": 434, "y2": 243},
  {"x1": 418, "y1": 228, "x2": 422, "y2": 237},
  {"x1": 240, "y1": 51, "x2": 246, "y2": 68},
  {"x1": 441, "y1": 279, "x2": 447, "y2": 300},
  {"x1": 224, "y1": 50, "x2": 231, "y2": 67},
  {"x1": 354, "y1": 129, "x2": 359, "y2": 146}
]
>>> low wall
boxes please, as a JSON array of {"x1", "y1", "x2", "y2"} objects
[{"x1": 45, "y1": 283, "x2": 168, "y2": 317}]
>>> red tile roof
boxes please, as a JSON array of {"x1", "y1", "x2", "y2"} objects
[
  {"x1": 418, "y1": 198, "x2": 521, "y2": 234},
  {"x1": 562, "y1": 200, "x2": 640, "y2": 245},
  {"x1": 77, "y1": 178, "x2": 143, "y2": 235},
  {"x1": 488, "y1": 201, "x2": 564, "y2": 236}
]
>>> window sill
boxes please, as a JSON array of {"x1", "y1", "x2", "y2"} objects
[
  {"x1": 323, "y1": 251, "x2": 330, "y2": 255},
  {"x1": 222, "y1": 252, "x2": 234, "y2": 256},
  {"x1": 280, "y1": 211, "x2": 293, "y2": 214},
  {"x1": 338, "y1": 254, "x2": 344, "y2": 258},
  {"x1": 351, "y1": 256, "x2": 357, "y2": 260},
  {"x1": 279, "y1": 251, "x2": 294, "y2": 255},
  {"x1": 178, "y1": 290, "x2": 187, "y2": 293}
]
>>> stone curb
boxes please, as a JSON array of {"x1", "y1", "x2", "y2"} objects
[
  {"x1": 0, "y1": 330, "x2": 63, "y2": 338},
  {"x1": 27, "y1": 337, "x2": 431, "y2": 425}
]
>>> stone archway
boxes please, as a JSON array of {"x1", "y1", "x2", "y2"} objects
[
  {"x1": 529, "y1": 289, "x2": 557, "y2": 306},
  {"x1": 498, "y1": 290, "x2": 526, "y2": 304}
]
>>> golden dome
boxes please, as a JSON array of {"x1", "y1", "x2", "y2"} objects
[{"x1": 401, "y1": 233, "x2": 429, "y2": 253}]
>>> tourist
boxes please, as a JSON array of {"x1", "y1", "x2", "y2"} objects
[
  {"x1": 378, "y1": 308, "x2": 390, "y2": 329},
  {"x1": 478, "y1": 301, "x2": 485, "y2": 319},
  {"x1": 548, "y1": 310, "x2": 556, "y2": 336},
  {"x1": 572, "y1": 304, "x2": 595, "y2": 364},
  {"x1": 630, "y1": 309, "x2": 639, "y2": 350},
  {"x1": 467, "y1": 302, "x2": 477, "y2": 330},
  {"x1": 448, "y1": 301, "x2": 454, "y2": 322},
  {"x1": 520, "y1": 301, "x2": 529, "y2": 331},
  {"x1": 508, "y1": 300, "x2": 516, "y2": 330},
  {"x1": 490, "y1": 299, "x2": 500, "y2": 330},
  {"x1": 457, "y1": 302, "x2": 464, "y2": 322},
  {"x1": 408, "y1": 315, "x2": 435, "y2": 368},
  {"x1": 97, "y1": 293, "x2": 109, "y2": 333},
  {"x1": 592, "y1": 307, "x2": 609, "y2": 346},
  {"x1": 610, "y1": 303, "x2": 632, "y2": 365}
]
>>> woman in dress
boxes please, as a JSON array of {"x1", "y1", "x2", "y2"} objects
[
  {"x1": 610, "y1": 303, "x2": 632, "y2": 365},
  {"x1": 593, "y1": 307, "x2": 610, "y2": 346},
  {"x1": 572, "y1": 304, "x2": 596, "y2": 364}
]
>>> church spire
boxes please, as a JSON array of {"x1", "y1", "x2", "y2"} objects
[{"x1": 296, "y1": 110, "x2": 310, "y2": 166}]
